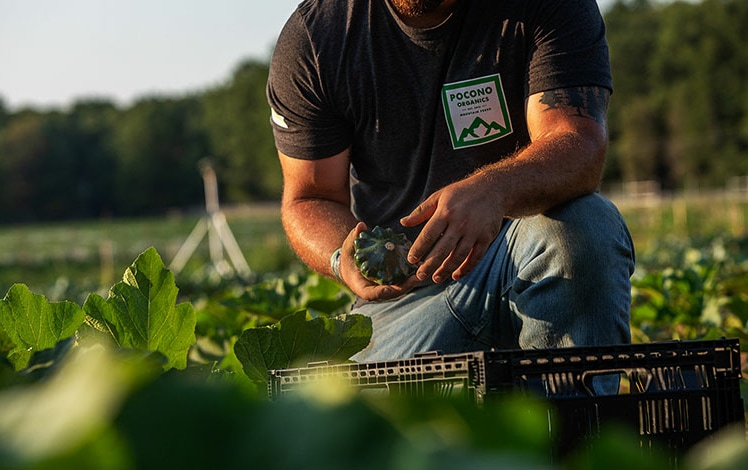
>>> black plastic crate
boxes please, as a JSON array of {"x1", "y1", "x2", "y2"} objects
[
  {"x1": 268, "y1": 339, "x2": 744, "y2": 458},
  {"x1": 268, "y1": 350, "x2": 479, "y2": 400}
]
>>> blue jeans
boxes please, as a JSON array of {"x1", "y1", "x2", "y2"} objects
[{"x1": 350, "y1": 193, "x2": 635, "y2": 363}]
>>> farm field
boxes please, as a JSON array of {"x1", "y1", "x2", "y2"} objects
[
  {"x1": 584, "y1": 192, "x2": 748, "y2": 350},
  {"x1": 4, "y1": 191, "x2": 748, "y2": 347},
  {"x1": 0, "y1": 203, "x2": 298, "y2": 301},
  {"x1": 614, "y1": 190, "x2": 748, "y2": 248},
  {"x1": 2, "y1": 192, "x2": 748, "y2": 297},
  {"x1": 2, "y1": 192, "x2": 748, "y2": 468}
]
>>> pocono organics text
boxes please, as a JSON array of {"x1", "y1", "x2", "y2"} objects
[{"x1": 449, "y1": 86, "x2": 493, "y2": 107}]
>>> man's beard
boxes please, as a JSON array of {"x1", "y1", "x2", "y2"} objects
[{"x1": 389, "y1": 0, "x2": 446, "y2": 17}]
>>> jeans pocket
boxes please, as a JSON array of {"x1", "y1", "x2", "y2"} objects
[{"x1": 444, "y1": 280, "x2": 494, "y2": 345}]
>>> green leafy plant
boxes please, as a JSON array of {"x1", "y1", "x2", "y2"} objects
[
  {"x1": 234, "y1": 310, "x2": 371, "y2": 383},
  {"x1": 0, "y1": 284, "x2": 84, "y2": 370},
  {"x1": 2, "y1": 241, "x2": 748, "y2": 469},
  {"x1": 82, "y1": 247, "x2": 196, "y2": 370},
  {"x1": 0, "y1": 247, "x2": 365, "y2": 381},
  {"x1": 0, "y1": 246, "x2": 380, "y2": 468},
  {"x1": 189, "y1": 270, "x2": 358, "y2": 377},
  {"x1": 631, "y1": 238, "x2": 748, "y2": 347},
  {"x1": 221, "y1": 271, "x2": 354, "y2": 322}
]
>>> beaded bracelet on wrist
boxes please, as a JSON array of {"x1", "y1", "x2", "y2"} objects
[{"x1": 330, "y1": 247, "x2": 342, "y2": 281}]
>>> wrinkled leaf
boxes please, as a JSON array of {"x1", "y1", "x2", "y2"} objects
[
  {"x1": 82, "y1": 247, "x2": 196, "y2": 370},
  {"x1": 0, "y1": 284, "x2": 85, "y2": 370},
  {"x1": 235, "y1": 311, "x2": 371, "y2": 383}
]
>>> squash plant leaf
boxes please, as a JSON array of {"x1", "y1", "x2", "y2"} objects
[
  {"x1": 82, "y1": 247, "x2": 196, "y2": 370},
  {"x1": 19, "y1": 336, "x2": 77, "y2": 381},
  {"x1": 0, "y1": 284, "x2": 85, "y2": 371},
  {"x1": 234, "y1": 311, "x2": 372, "y2": 383},
  {"x1": 295, "y1": 274, "x2": 354, "y2": 317}
]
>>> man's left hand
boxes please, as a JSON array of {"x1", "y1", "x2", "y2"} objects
[{"x1": 400, "y1": 173, "x2": 504, "y2": 283}]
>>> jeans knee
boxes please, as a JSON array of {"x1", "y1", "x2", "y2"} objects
[
  {"x1": 505, "y1": 194, "x2": 634, "y2": 348},
  {"x1": 519, "y1": 194, "x2": 634, "y2": 279}
]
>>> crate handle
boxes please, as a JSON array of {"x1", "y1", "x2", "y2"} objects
[{"x1": 580, "y1": 368, "x2": 653, "y2": 396}]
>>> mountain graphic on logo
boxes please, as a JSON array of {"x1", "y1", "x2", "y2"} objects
[{"x1": 458, "y1": 117, "x2": 505, "y2": 143}]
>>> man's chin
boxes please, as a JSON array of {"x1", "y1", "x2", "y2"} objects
[{"x1": 389, "y1": 0, "x2": 447, "y2": 17}]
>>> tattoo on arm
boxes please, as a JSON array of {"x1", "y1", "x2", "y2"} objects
[{"x1": 537, "y1": 87, "x2": 610, "y2": 125}]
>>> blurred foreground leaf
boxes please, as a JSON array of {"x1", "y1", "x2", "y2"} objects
[{"x1": 0, "y1": 346, "x2": 149, "y2": 467}]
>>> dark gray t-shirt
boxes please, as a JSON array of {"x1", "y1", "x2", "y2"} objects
[{"x1": 267, "y1": 0, "x2": 612, "y2": 240}]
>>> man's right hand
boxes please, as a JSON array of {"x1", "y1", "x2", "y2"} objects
[{"x1": 339, "y1": 222, "x2": 423, "y2": 302}]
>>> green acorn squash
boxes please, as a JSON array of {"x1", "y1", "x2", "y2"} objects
[{"x1": 353, "y1": 226, "x2": 417, "y2": 285}]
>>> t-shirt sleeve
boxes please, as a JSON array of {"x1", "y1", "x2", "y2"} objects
[
  {"x1": 526, "y1": 0, "x2": 612, "y2": 96},
  {"x1": 266, "y1": 10, "x2": 352, "y2": 160}
]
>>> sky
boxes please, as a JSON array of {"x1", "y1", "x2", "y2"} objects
[{"x1": 0, "y1": 0, "x2": 615, "y2": 111}]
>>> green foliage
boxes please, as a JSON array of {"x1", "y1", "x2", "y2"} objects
[
  {"x1": 1, "y1": 342, "x2": 723, "y2": 469},
  {"x1": 0, "y1": 284, "x2": 84, "y2": 370},
  {"x1": 82, "y1": 247, "x2": 197, "y2": 370},
  {"x1": 235, "y1": 310, "x2": 372, "y2": 383},
  {"x1": 0, "y1": 246, "x2": 381, "y2": 468},
  {"x1": 0, "y1": 246, "x2": 364, "y2": 379},
  {"x1": 222, "y1": 271, "x2": 354, "y2": 322},
  {"x1": 201, "y1": 60, "x2": 281, "y2": 202},
  {"x1": 631, "y1": 236, "x2": 748, "y2": 346},
  {"x1": 0, "y1": 60, "x2": 278, "y2": 223},
  {"x1": 188, "y1": 270, "x2": 355, "y2": 379},
  {"x1": 112, "y1": 373, "x2": 559, "y2": 470},
  {"x1": 0, "y1": 346, "x2": 144, "y2": 467},
  {"x1": 605, "y1": 0, "x2": 748, "y2": 189},
  {"x1": 0, "y1": 104, "x2": 120, "y2": 221},
  {"x1": 0, "y1": 243, "x2": 747, "y2": 468},
  {"x1": 111, "y1": 97, "x2": 208, "y2": 216}
]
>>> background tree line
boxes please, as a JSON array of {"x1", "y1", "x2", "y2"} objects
[
  {"x1": 0, "y1": 59, "x2": 277, "y2": 222},
  {"x1": 604, "y1": 0, "x2": 748, "y2": 190},
  {"x1": 0, "y1": 0, "x2": 747, "y2": 223}
]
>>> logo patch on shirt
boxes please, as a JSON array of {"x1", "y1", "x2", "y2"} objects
[{"x1": 441, "y1": 74, "x2": 512, "y2": 149}]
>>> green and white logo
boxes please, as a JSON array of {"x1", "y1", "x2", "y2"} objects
[{"x1": 441, "y1": 74, "x2": 512, "y2": 149}]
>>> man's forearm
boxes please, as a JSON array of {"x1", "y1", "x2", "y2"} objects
[
  {"x1": 475, "y1": 128, "x2": 606, "y2": 219},
  {"x1": 281, "y1": 197, "x2": 358, "y2": 277},
  {"x1": 481, "y1": 86, "x2": 610, "y2": 218}
]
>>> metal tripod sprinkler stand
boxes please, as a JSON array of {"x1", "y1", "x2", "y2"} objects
[{"x1": 169, "y1": 158, "x2": 252, "y2": 280}]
